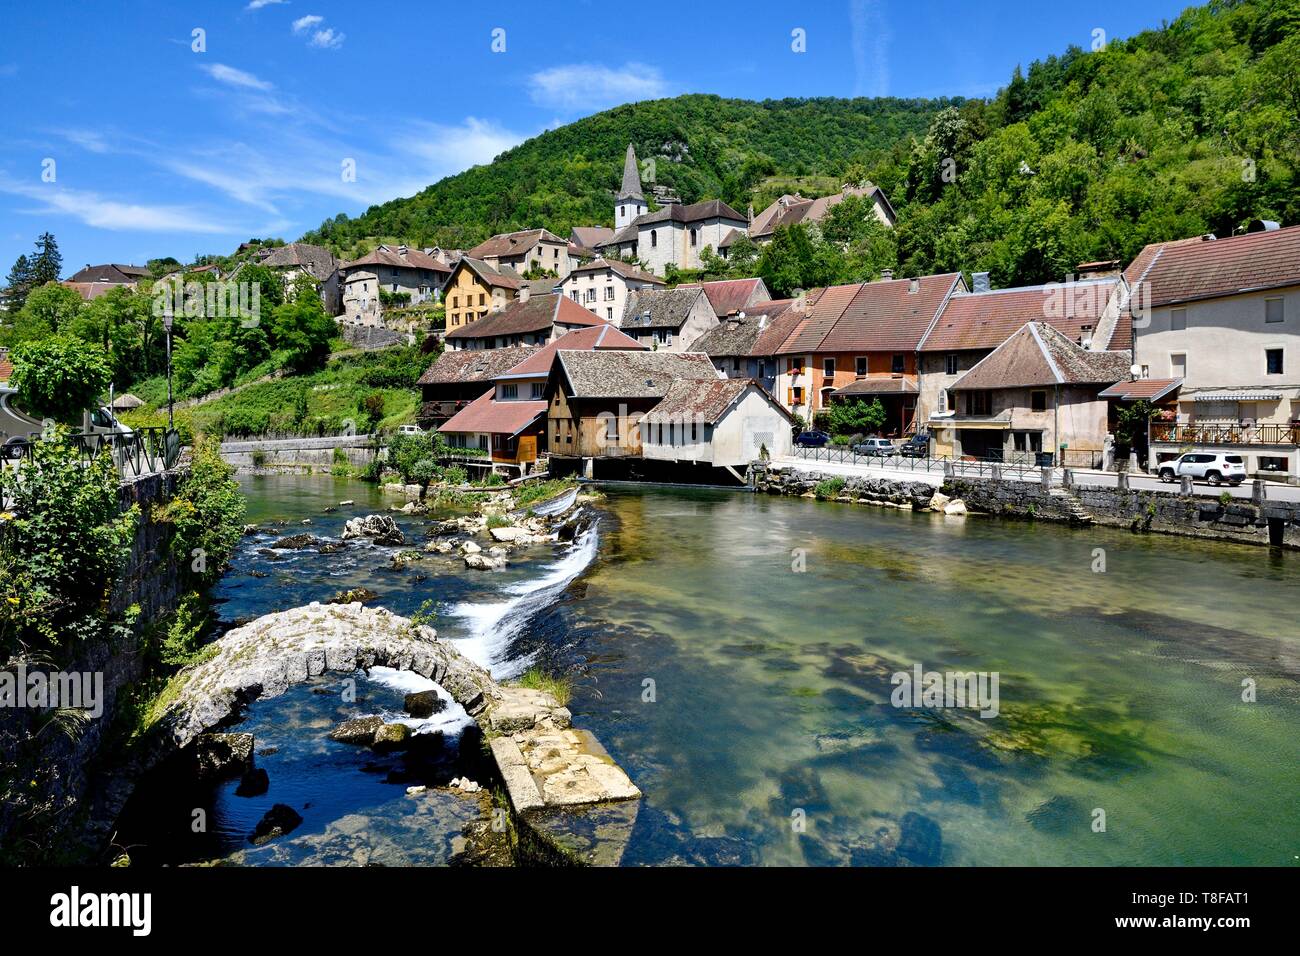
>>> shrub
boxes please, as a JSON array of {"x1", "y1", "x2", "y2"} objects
[
  {"x1": 514, "y1": 666, "x2": 572, "y2": 706},
  {"x1": 814, "y1": 477, "x2": 847, "y2": 499},
  {"x1": 156, "y1": 435, "x2": 246, "y2": 586}
]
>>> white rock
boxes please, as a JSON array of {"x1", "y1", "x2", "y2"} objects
[
  {"x1": 490, "y1": 526, "x2": 528, "y2": 542},
  {"x1": 460, "y1": 539, "x2": 482, "y2": 554},
  {"x1": 944, "y1": 499, "x2": 968, "y2": 516},
  {"x1": 928, "y1": 491, "x2": 951, "y2": 512},
  {"x1": 406, "y1": 785, "x2": 426, "y2": 795}
]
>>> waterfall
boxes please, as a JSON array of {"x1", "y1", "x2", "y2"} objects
[{"x1": 448, "y1": 520, "x2": 599, "y2": 678}]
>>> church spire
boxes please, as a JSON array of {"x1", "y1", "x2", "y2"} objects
[{"x1": 617, "y1": 143, "x2": 644, "y2": 201}]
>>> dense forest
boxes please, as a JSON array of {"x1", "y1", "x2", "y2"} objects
[{"x1": 304, "y1": 0, "x2": 1300, "y2": 290}]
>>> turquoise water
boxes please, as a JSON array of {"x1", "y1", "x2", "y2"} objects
[{"x1": 125, "y1": 476, "x2": 1300, "y2": 866}]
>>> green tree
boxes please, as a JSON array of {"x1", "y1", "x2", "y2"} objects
[
  {"x1": 9, "y1": 335, "x2": 112, "y2": 424},
  {"x1": 826, "y1": 398, "x2": 888, "y2": 435},
  {"x1": 13, "y1": 282, "x2": 84, "y2": 340},
  {"x1": 29, "y1": 232, "x2": 62, "y2": 285},
  {"x1": 5, "y1": 253, "x2": 33, "y2": 311},
  {"x1": 155, "y1": 435, "x2": 246, "y2": 587},
  {"x1": 269, "y1": 297, "x2": 335, "y2": 373}
]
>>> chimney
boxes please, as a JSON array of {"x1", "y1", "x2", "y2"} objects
[
  {"x1": 1201, "y1": 233, "x2": 1216, "y2": 242},
  {"x1": 397, "y1": 244, "x2": 408, "y2": 258},
  {"x1": 880, "y1": 269, "x2": 893, "y2": 282},
  {"x1": 518, "y1": 286, "x2": 530, "y2": 304},
  {"x1": 908, "y1": 278, "x2": 920, "y2": 295},
  {"x1": 972, "y1": 271, "x2": 992, "y2": 294}
]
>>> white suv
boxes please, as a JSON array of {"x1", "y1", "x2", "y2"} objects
[{"x1": 1158, "y1": 452, "x2": 1247, "y2": 487}]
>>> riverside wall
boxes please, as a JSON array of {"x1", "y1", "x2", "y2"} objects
[{"x1": 749, "y1": 462, "x2": 1300, "y2": 549}]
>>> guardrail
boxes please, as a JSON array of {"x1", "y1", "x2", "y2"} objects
[
  {"x1": 1151, "y1": 422, "x2": 1300, "y2": 446},
  {"x1": 790, "y1": 446, "x2": 1051, "y2": 482},
  {"x1": 1, "y1": 427, "x2": 182, "y2": 479}
]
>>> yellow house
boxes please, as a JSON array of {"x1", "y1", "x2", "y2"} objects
[{"x1": 444, "y1": 257, "x2": 525, "y2": 331}]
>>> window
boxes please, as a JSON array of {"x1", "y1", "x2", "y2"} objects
[
  {"x1": 501, "y1": 384, "x2": 518, "y2": 399},
  {"x1": 856, "y1": 357, "x2": 867, "y2": 376},
  {"x1": 1265, "y1": 298, "x2": 1284, "y2": 324},
  {"x1": 1266, "y1": 348, "x2": 1284, "y2": 375},
  {"x1": 1259, "y1": 455, "x2": 1288, "y2": 472},
  {"x1": 651, "y1": 230, "x2": 658, "y2": 248},
  {"x1": 690, "y1": 228, "x2": 698, "y2": 247},
  {"x1": 732, "y1": 358, "x2": 741, "y2": 373},
  {"x1": 790, "y1": 358, "x2": 804, "y2": 374},
  {"x1": 937, "y1": 389, "x2": 948, "y2": 413},
  {"x1": 892, "y1": 354, "x2": 906, "y2": 374},
  {"x1": 571, "y1": 291, "x2": 580, "y2": 302},
  {"x1": 478, "y1": 293, "x2": 485, "y2": 306},
  {"x1": 1030, "y1": 390, "x2": 1048, "y2": 412},
  {"x1": 1012, "y1": 431, "x2": 1042, "y2": 453},
  {"x1": 585, "y1": 289, "x2": 596, "y2": 304},
  {"x1": 1170, "y1": 308, "x2": 1187, "y2": 331},
  {"x1": 965, "y1": 391, "x2": 992, "y2": 416},
  {"x1": 604, "y1": 287, "x2": 615, "y2": 301},
  {"x1": 790, "y1": 386, "x2": 804, "y2": 405},
  {"x1": 531, "y1": 383, "x2": 544, "y2": 399},
  {"x1": 823, "y1": 358, "x2": 835, "y2": 377},
  {"x1": 620, "y1": 205, "x2": 625, "y2": 219},
  {"x1": 1171, "y1": 353, "x2": 1187, "y2": 378},
  {"x1": 946, "y1": 355, "x2": 959, "y2": 376},
  {"x1": 607, "y1": 308, "x2": 614, "y2": 320}
]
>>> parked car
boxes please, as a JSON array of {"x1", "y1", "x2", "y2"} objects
[
  {"x1": 1158, "y1": 452, "x2": 1247, "y2": 486},
  {"x1": 852, "y1": 437, "x2": 896, "y2": 457},
  {"x1": 896, "y1": 432, "x2": 931, "y2": 458},
  {"x1": 397, "y1": 424, "x2": 425, "y2": 436},
  {"x1": 795, "y1": 429, "x2": 831, "y2": 448}
]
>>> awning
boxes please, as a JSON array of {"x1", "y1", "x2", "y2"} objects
[
  {"x1": 832, "y1": 378, "x2": 919, "y2": 397},
  {"x1": 1190, "y1": 392, "x2": 1282, "y2": 402}
]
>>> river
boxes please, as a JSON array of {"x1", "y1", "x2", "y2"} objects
[{"x1": 120, "y1": 475, "x2": 1300, "y2": 866}]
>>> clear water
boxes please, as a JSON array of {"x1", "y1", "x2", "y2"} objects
[{"x1": 129, "y1": 476, "x2": 1300, "y2": 866}]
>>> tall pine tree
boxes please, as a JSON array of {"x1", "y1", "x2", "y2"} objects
[{"x1": 29, "y1": 232, "x2": 62, "y2": 286}]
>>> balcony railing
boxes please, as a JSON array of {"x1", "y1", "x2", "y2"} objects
[{"x1": 1150, "y1": 422, "x2": 1299, "y2": 446}]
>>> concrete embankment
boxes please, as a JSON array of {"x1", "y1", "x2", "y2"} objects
[
  {"x1": 750, "y1": 461, "x2": 1300, "y2": 549},
  {"x1": 219, "y1": 435, "x2": 379, "y2": 474}
]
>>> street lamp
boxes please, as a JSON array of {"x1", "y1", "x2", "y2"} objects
[{"x1": 163, "y1": 307, "x2": 174, "y2": 431}]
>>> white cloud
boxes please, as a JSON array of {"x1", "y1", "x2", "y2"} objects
[
  {"x1": 308, "y1": 28, "x2": 345, "y2": 50},
  {"x1": 246, "y1": 0, "x2": 289, "y2": 10},
  {"x1": 850, "y1": 0, "x2": 891, "y2": 97},
  {"x1": 0, "y1": 173, "x2": 259, "y2": 235},
  {"x1": 199, "y1": 63, "x2": 274, "y2": 92},
  {"x1": 292, "y1": 14, "x2": 323, "y2": 33},
  {"x1": 529, "y1": 63, "x2": 669, "y2": 112}
]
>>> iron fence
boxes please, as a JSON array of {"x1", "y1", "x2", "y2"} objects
[{"x1": 1, "y1": 427, "x2": 181, "y2": 479}]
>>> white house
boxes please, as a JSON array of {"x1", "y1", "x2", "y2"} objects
[
  {"x1": 1127, "y1": 224, "x2": 1300, "y2": 480},
  {"x1": 639, "y1": 377, "x2": 794, "y2": 470},
  {"x1": 619, "y1": 286, "x2": 720, "y2": 352},
  {"x1": 561, "y1": 257, "x2": 664, "y2": 324}
]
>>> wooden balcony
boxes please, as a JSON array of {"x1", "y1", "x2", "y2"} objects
[{"x1": 1150, "y1": 422, "x2": 1300, "y2": 446}]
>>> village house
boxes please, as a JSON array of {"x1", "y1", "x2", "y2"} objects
[
  {"x1": 444, "y1": 290, "x2": 609, "y2": 351},
  {"x1": 679, "y1": 277, "x2": 772, "y2": 317},
  {"x1": 467, "y1": 228, "x2": 571, "y2": 280},
  {"x1": 1125, "y1": 224, "x2": 1300, "y2": 481},
  {"x1": 692, "y1": 298, "x2": 798, "y2": 390},
  {"x1": 568, "y1": 226, "x2": 614, "y2": 262},
  {"x1": 619, "y1": 286, "x2": 720, "y2": 352},
  {"x1": 738, "y1": 183, "x2": 897, "y2": 249},
  {"x1": 766, "y1": 273, "x2": 964, "y2": 433},
  {"x1": 545, "y1": 350, "x2": 719, "y2": 460},
  {"x1": 415, "y1": 345, "x2": 538, "y2": 431},
  {"x1": 942, "y1": 322, "x2": 1131, "y2": 465},
  {"x1": 62, "y1": 263, "x2": 151, "y2": 301},
  {"x1": 340, "y1": 244, "x2": 452, "y2": 325},
  {"x1": 639, "y1": 377, "x2": 794, "y2": 475},
  {"x1": 439, "y1": 323, "x2": 646, "y2": 475},
  {"x1": 261, "y1": 241, "x2": 341, "y2": 315},
  {"x1": 561, "y1": 257, "x2": 664, "y2": 323},
  {"x1": 917, "y1": 271, "x2": 1130, "y2": 435},
  {"x1": 442, "y1": 257, "x2": 528, "y2": 332},
  {"x1": 598, "y1": 144, "x2": 749, "y2": 275}
]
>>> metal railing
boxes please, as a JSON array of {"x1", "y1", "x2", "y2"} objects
[
  {"x1": 1, "y1": 427, "x2": 182, "y2": 479},
  {"x1": 1151, "y1": 422, "x2": 1300, "y2": 446},
  {"x1": 790, "y1": 446, "x2": 1054, "y2": 483}
]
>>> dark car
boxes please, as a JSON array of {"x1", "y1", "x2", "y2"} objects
[
  {"x1": 896, "y1": 432, "x2": 931, "y2": 458},
  {"x1": 795, "y1": 429, "x2": 831, "y2": 448}
]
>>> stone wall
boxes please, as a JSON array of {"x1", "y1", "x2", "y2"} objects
[
  {"x1": 1, "y1": 466, "x2": 192, "y2": 861},
  {"x1": 749, "y1": 461, "x2": 1300, "y2": 549},
  {"x1": 219, "y1": 435, "x2": 380, "y2": 475}
]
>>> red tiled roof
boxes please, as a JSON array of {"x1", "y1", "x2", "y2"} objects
[
  {"x1": 774, "y1": 274, "x2": 960, "y2": 354},
  {"x1": 1097, "y1": 377, "x2": 1182, "y2": 401},
  {"x1": 438, "y1": 388, "x2": 545, "y2": 437},
  {"x1": 568, "y1": 257, "x2": 664, "y2": 284},
  {"x1": 678, "y1": 277, "x2": 770, "y2": 317},
  {"x1": 344, "y1": 245, "x2": 450, "y2": 273},
  {"x1": 446, "y1": 293, "x2": 605, "y2": 341},
  {"x1": 496, "y1": 324, "x2": 646, "y2": 378},
  {"x1": 920, "y1": 279, "x2": 1119, "y2": 352},
  {"x1": 748, "y1": 302, "x2": 806, "y2": 357},
  {"x1": 833, "y1": 378, "x2": 919, "y2": 396},
  {"x1": 1124, "y1": 227, "x2": 1300, "y2": 308},
  {"x1": 952, "y1": 323, "x2": 1132, "y2": 390},
  {"x1": 468, "y1": 229, "x2": 566, "y2": 260}
]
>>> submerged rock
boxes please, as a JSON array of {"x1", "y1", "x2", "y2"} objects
[
  {"x1": 326, "y1": 587, "x2": 378, "y2": 605},
  {"x1": 464, "y1": 552, "x2": 507, "y2": 570},
  {"x1": 271, "y1": 532, "x2": 331, "y2": 550},
  {"x1": 372, "y1": 722, "x2": 412, "y2": 751},
  {"x1": 404, "y1": 690, "x2": 446, "y2": 718},
  {"x1": 897, "y1": 811, "x2": 943, "y2": 866},
  {"x1": 235, "y1": 767, "x2": 270, "y2": 797},
  {"x1": 328, "y1": 715, "x2": 384, "y2": 745},
  {"x1": 1026, "y1": 794, "x2": 1085, "y2": 835},
  {"x1": 943, "y1": 499, "x2": 968, "y2": 517},
  {"x1": 249, "y1": 804, "x2": 303, "y2": 846}
]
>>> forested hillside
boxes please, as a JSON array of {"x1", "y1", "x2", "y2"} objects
[{"x1": 305, "y1": 0, "x2": 1300, "y2": 290}]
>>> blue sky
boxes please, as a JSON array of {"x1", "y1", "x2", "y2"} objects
[{"x1": 0, "y1": 0, "x2": 1195, "y2": 274}]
